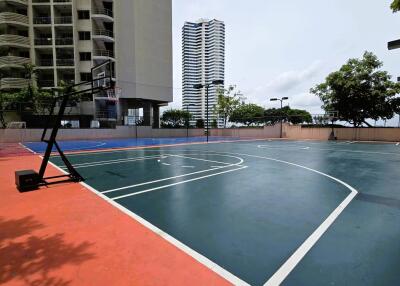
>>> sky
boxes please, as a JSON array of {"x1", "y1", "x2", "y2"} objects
[{"x1": 170, "y1": 0, "x2": 400, "y2": 126}]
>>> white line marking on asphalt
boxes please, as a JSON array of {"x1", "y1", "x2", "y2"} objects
[{"x1": 111, "y1": 166, "x2": 248, "y2": 201}]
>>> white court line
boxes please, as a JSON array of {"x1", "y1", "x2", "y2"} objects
[
  {"x1": 205, "y1": 150, "x2": 359, "y2": 286},
  {"x1": 168, "y1": 154, "x2": 239, "y2": 165},
  {"x1": 61, "y1": 155, "x2": 163, "y2": 169},
  {"x1": 65, "y1": 155, "x2": 164, "y2": 168},
  {"x1": 102, "y1": 164, "x2": 239, "y2": 194},
  {"x1": 181, "y1": 165, "x2": 195, "y2": 168},
  {"x1": 19, "y1": 142, "x2": 37, "y2": 154},
  {"x1": 45, "y1": 158, "x2": 249, "y2": 285},
  {"x1": 101, "y1": 153, "x2": 244, "y2": 194},
  {"x1": 161, "y1": 162, "x2": 171, "y2": 166},
  {"x1": 257, "y1": 145, "x2": 400, "y2": 156},
  {"x1": 50, "y1": 138, "x2": 269, "y2": 157},
  {"x1": 396, "y1": 143, "x2": 399, "y2": 146},
  {"x1": 111, "y1": 166, "x2": 248, "y2": 201}
]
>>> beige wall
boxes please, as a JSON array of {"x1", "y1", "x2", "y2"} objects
[
  {"x1": 210, "y1": 125, "x2": 281, "y2": 139},
  {"x1": 0, "y1": 127, "x2": 204, "y2": 143},
  {"x1": 284, "y1": 124, "x2": 400, "y2": 142},
  {"x1": 115, "y1": 0, "x2": 173, "y2": 103}
]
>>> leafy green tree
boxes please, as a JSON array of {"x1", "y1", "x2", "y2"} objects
[
  {"x1": 230, "y1": 103, "x2": 264, "y2": 126},
  {"x1": 211, "y1": 118, "x2": 218, "y2": 128},
  {"x1": 286, "y1": 108, "x2": 313, "y2": 124},
  {"x1": 310, "y1": 52, "x2": 400, "y2": 127},
  {"x1": 391, "y1": 0, "x2": 400, "y2": 12},
  {"x1": 214, "y1": 85, "x2": 243, "y2": 128},
  {"x1": 161, "y1": 109, "x2": 192, "y2": 128},
  {"x1": 196, "y1": 119, "x2": 204, "y2": 128}
]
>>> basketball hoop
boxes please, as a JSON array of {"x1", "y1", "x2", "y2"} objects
[{"x1": 106, "y1": 87, "x2": 121, "y2": 101}]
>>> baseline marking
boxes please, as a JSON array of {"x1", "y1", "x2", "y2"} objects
[
  {"x1": 62, "y1": 155, "x2": 165, "y2": 169},
  {"x1": 111, "y1": 166, "x2": 248, "y2": 201},
  {"x1": 45, "y1": 158, "x2": 250, "y2": 285},
  {"x1": 205, "y1": 150, "x2": 359, "y2": 286}
]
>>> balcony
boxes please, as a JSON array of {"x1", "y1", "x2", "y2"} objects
[
  {"x1": 0, "y1": 78, "x2": 30, "y2": 90},
  {"x1": 0, "y1": 34, "x2": 30, "y2": 48},
  {"x1": 34, "y1": 37, "x2": 52, "y2": 46},
  {"x1": 55, "y1": 37, "x2": 73, "y2": 45},
  {"x1": 54, "y1": 16, "x2": 72, "y2": 25},
  {"x1": 92, "y1": 29, "x2": 114, "y2": 42},
  {"x1": 33, "y1": 16, "x2": 51, "y2": 25},
  {"x1": 92, "y1": 8, "x2": 113, "y2": 22},
  {"x1": 0, "y1": 56, "x2": 30, "y2": 68},
  {"x1": 2, "y1": 0, "x2": 27, "y2": 5},
  {"x1": 37, "y1": 79, "x2": 54, "y2": 88},
  {"x1": 36, "y1": 59, "x2": 53, "y2": 67},
  {"x1": 0, "y1": 12, "x2": 29, "y2": 26},
  {"x1": 93, "y1": 49, "x2": 114, "y2": 60},
  {"x1": 56, "y1": 58, "x2": 74, "y2": 66}
]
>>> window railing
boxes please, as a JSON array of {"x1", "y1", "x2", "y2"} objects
[
  {"x1": 37, "y1": 59, "x2": 53, "y2": 66},
  {"x1": 55, "y1": 37, "x2": 73, "y2": 45},
  {"x1": 56, "y1": 58, "x2": 74, "y2": 66},
  {"x1": 37, "y1": 80, "x2": 55, "y2": 88},
  {"x1": 93, "y1": 49, "x2": 114, "y2": 58},
  {"x1": 34, "y1": 38, "x2": 52, "y2": 45},
  {"x1": 54, "y1": 16, "x2": 72, "y2": 24},
  {"x1": 92, "y1": 8, "x2": 113, "y2": 18},
  {"x1": 33, "y1": 16, "x2": 51, "y2": 24},
  {"x1": 93, "y1": 29, "x2": 114, "y2": 38}
]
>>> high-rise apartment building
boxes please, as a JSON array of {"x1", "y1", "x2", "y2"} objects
[
  {"x1": 182, "y1": 19, "x2": 225, "y2": 126},
  {"x1": 0, "y1": 0, "x2": 172, "y2": 127}
]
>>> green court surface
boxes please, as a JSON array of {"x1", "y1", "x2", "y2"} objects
[{"x1": 49, "y1": 140, "x2": 400, "y2": 285}]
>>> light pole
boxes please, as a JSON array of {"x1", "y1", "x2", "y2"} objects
[
  {"x1": 194, "y1": 80, "x2": 224, "y2": 142},
  {"x1": 270, "y1": 97, "x2": 289, "y2": 138}
]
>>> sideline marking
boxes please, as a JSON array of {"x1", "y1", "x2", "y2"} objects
[
  {"x1": 169, "y1": 154, "x2": 237, "y2": 165},
  {"x1": 161, "y1": 162, "x2": 171, "y2": 166},
  {"x1": 111, "y1": 166, "x2": 248, "y2": 200},
  {"x1": 181, "y1": 165, "x2": 195, "y2": 168},
  {"x1": 205, "y1": 150, "x2": 359, "y2": 286},
  {"x1": 45, "y1": 158, "x2": 250, "y2": 285}
]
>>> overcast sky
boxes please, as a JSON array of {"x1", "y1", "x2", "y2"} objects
[{"x1": 170, "y1": 0, "x2": 400, "y2": 125}]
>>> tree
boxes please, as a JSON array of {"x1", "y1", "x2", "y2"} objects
[
  {"x1": 310, "y1": 52, "x2": 400, "y2": 127},
  {"x1": 230, "y1": 103, "x2": 264, "y2": 126},
  {"x1": 391, "y1": 0, "x2": 400, "y2": 12},
  {"x1": 196, "y1": 119, "x2": 204, "y2": 128},
  {"x1": 214, "y1": 85, "x2": 243, "y2": 128},
  {"x1": 161, "y1": 109, "x2": 192, "y2": 128},
  {"x1": 286, "y1": 108, "x2": 313, "y2": 124}
]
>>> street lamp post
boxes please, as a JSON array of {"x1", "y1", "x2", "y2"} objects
[
  {"x1": 270, "y1": 97, "x2": 289, "y2": 138},
  {"x1": 194, "y1": 80, "x2": 224, "y2": 142}
]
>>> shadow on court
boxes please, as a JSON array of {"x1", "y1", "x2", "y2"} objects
[
  {"x1": 356, "y1": 193, "x2": 400, "y2": 210},
  {"x1": 0, "y1": 216, "x2": 96, "y2": 286}
]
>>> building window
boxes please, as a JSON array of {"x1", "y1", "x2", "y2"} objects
[
  {"x1": 78, "y1": 31, "x2": 91, "y2": 40},
  {"x1": 79, "y1": 52, "x2": 91, "y2": 61},
  {"x1": 77, "y1": 10, "x2": 90, "y2": 20},
  {"x1": 80, "y1": 73, "x2": 92, "y2": 82}
]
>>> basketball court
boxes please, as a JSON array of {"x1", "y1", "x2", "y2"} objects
[{"x1": 16, "y1": 138, "x2": 400, "y2": 285}]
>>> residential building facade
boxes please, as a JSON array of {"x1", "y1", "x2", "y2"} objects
[
  {"x1": 182, "y1": 19, "x2": 225, "y2": 126},
  {"x1": 0, "y1": 0, "x2": 172, "y2": 127}
]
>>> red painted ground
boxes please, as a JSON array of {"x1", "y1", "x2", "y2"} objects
[{"x1": 0, "y1": 152, "x2": 231, "y2": 286}]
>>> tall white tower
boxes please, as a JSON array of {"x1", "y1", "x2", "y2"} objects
[{"x1": 182, "y1": 19, "x2": 225, "y2": 126}]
